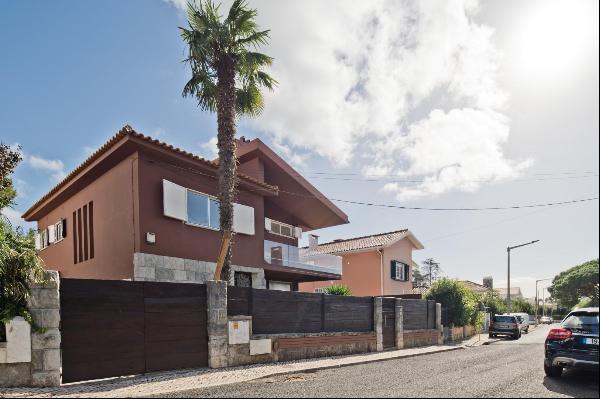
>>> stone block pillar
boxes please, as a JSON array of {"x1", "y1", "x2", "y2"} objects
[
  {"x1": 207, "y1": 280, "x2": 228, "y2": 368},
  {"x1": 436, "y1": 303, "x2": 443, "y2": 345},
  {"x1": 28, "y1": 270, "x2": 61, "y2": 387},
  {"x1": 374, "y1": 297, "x2": 383, "y2": 352},
  {"x1": 395, "y1": 299, "x2": 404, "y2": 350}
]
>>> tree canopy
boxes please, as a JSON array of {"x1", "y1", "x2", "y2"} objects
[{"x1": 548, "y1": 259, "x2": 599, "y2": 308}]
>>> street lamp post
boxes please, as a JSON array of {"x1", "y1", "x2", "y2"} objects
[
  {"x1": 507, "y1": 240, "x2": 540, "y2": 313},
  {"x1": 535, "y1": 278, "x2": 552, "y2": 324}
]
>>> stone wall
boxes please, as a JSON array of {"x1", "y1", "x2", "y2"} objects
[
  {"x1": 0, "y1": 270, "x2": 61, "y2": 388},
  {"x1": 133, "y1": 252, "x2": 266, "y2": 288}
]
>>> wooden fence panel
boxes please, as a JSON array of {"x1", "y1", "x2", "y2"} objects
[
  {"x1": 61, "y1": 279, "x2": 208, "y2": 383},
  {"x1": 402, "y1": 299, "x2": 428, "y2": 330},
  {"x1": 143, "y1": 282, "x2": 208, "y2": 373},
  {"x1": 324, "y1": 296, "x2": 373, "y2": 332},
  {"x1": 228, "y1": 285, "x2": 252, "y2": 316},
  {"x1": 252, "y1": 289, "x2": 323, "y2": 334}
]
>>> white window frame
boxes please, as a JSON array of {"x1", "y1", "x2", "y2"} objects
[
  {"x1": 393, "y1": 261, "x2": 410, "y2": 282},
  {"x1": 39, "y1": 229, "x2": 48, "y2": 250},
  {"x1": 54, "y1": 220, "x2": 65, "y2": 244},
  {"x1": 185, "y1": 188, "x2": 220, "y2": 231},
  {"x1": 266, "y1": 219, "x2": 297, "y2": 239}
]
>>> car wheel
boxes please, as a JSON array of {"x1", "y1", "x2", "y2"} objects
[{"x1": 544, "y1": 363, "x2": 563, "y2": 378}]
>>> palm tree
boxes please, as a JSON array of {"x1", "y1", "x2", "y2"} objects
[{"x1": 181, "y1": 0, "x2": 276, "y2": 281}]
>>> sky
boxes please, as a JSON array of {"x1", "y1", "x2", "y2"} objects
[{"x1": 1, "y1": 0, "x2": 598, "y2": 298}]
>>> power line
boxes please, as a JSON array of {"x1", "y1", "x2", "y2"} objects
[{"x1": 153, "y1": 158, "x2": 599, "y2": 212}]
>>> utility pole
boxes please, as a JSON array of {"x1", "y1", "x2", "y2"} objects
[
  {"x1": 507, "y1": 240, "x2": 539, "y2": 313},
  {"x1": 535, "y1": 278, "x2": 551, "y2": 324}
]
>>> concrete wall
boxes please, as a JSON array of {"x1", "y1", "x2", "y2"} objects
[
  {"x1": 403, "y1": 330, "x2": 440, "y2": 348},
  {"x1": 0, "y1": 271, "x2": 61, "y2": 387}
]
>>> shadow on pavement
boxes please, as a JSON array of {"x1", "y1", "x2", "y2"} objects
[{"x1": 542, "y1": 369, "x2": 599, "y2": 398}]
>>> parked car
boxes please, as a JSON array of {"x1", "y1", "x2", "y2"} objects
[
  {"x1": 528, "y1": 315, "x2": 536, "y2": 326},
  {"x1": 509, "y1": 313, "x2": 530, "y2": 333},
  {"x1": 544, "y1": 307, "x2": 599, "y2": 378},
  {"x1": 489, "y1": 314, "x2": 521, "y2": 339},
  {"x1": 540, "y1": 316, "x2": 553, "y2": 324}
]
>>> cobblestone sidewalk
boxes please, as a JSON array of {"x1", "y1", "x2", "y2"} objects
[{"x1": 0, "y1": 345, "x2": 461, "y2": 398}]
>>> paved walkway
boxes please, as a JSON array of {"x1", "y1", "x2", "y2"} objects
[{"x1": 0, "y1": 345, "x2": 460, "y2": 398}]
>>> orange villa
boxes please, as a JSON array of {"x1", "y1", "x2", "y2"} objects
[{"x1": 299, "y1": 230, "x2": 424, "y2": 296}]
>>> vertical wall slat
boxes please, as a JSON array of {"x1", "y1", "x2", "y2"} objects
[
  {"x1": 88, "y1": 201, "x2": 95, "y2": 259},
  {"x1": 83, "y1": 204, "x2": 89, "y2": 261}
]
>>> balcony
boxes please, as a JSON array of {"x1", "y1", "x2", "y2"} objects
[{"x1": 264, "y1": 240, "x2": 342, "y2": 276}]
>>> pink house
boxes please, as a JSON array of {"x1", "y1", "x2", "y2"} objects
[{"x1": 299, "y1": 229, "x2": 424, "y2": 296}]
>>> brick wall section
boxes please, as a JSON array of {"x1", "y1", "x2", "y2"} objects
[
  {"x1": 403, "y1": 329, "x2": 440, "y2": 348},
  {"x1": 28, "y1": 271, "x2": 61, "y2": 387}
]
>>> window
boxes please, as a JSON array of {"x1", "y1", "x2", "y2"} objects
[
  {"x1": 40, "y1": 229, "x2": 48, "y2": 250},
  {"x1": 54, "y1": 219, "x2": 66, "y2": 243},
  {"x1": 269, "y1": 281, "x2": 292, "y2": 291},
  {"x1": 187, "y1": 190, "x2": 220, "y2": 230},
  {"x1": 163, "y1": 180, "x2": 254, "y2": 235},
  {"x1": 265, "y1": 218, "x2": 299, "y2": 239},
  {"x1": 234, "y1": 272, "x2": 253, "y2": 288},
  {"x1": 391, "y1": 260, "x2": 410, "y2": 282}
]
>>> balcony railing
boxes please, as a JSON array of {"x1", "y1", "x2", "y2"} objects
[{"x1": 264, "y1": 240, "x2": 342, "y2": 276}]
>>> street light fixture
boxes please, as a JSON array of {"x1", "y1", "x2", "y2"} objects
[{"x1": 507, "y1": 240, "x2": 540, "y2": 313}]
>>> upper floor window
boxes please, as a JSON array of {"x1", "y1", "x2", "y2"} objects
[
  {"x1": 163, "y1": 180, "x2": 255, "y2": 235},
  {"x1": 391, "y1": 260, "x2": 410, "y2": 282},
  {"x1": 187, "y1": 190, "x2": 220, "y2": 230},
  {"x1": 265, "y1": 218, "x2": 301, "y2": 239}
]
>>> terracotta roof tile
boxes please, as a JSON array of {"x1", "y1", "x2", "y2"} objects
[
  {"x1": 23, "y1": 125, "x2": 277, "y2": 219},
  {"x1": 301, "y1": 229, "x2": 409, "y2": 255}
]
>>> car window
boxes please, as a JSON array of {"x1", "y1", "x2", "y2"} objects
[
  {"x1": 515, "y1": 316, "x2": 524, "y2": 323},
  {"x1": 493, "y1": 316, "x2": 515, "y2": 323},
  {"x1": 562, "y1": 313, "x2": 599, "y2": 334}
]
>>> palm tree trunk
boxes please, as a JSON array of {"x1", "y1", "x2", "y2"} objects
[{"x1": 216, "y1": 54, "x2": 237, "y2": 282}]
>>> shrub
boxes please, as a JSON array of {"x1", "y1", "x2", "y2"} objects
[
  {"x1": 425, "y1": 278, "x2": 479, "y2": 327},
  {"x1": 0, "y1": 217, "x2": 47, "y2": 340},
  {"x1": 481, "y1": 289, "x2": 506, "y2": 315},
  {"x1": 510, "y1": 297, "x2": 534, "y2": 314},
  {"x1": 324, "y1": 284, "x2": 352, "y2": 296}
]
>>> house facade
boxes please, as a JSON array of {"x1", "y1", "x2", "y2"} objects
[
  {"x1": 299, "y1": 230, "x2": 424, "y2": 296},
  {"x1": 22, "y1": 126, "x2": 348, "y2": 291}
]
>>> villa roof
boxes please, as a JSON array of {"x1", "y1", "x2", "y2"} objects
[{"x1": 302, "y1": 229, "x2": 424, "y2": 256}]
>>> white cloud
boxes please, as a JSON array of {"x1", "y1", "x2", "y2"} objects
[
  {"x1": 1, "y1": 207, "x2": 34, "y2": 231},
  {"x1": 379, "y1": 108, "x2": 532, "y2": 200},
  {"x1": 25, "y1": 154, "x2": 66, "y2": 182},
  {"x1": 168, "y1": 0, "x2": 530, "y2": 200},
  {"x1": 199, "y1": 137, "x2": 218, "y2": 160}
]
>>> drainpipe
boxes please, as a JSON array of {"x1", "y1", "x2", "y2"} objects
[{"x1": 377, "y1": 249, "x2": 384, "y2": 296}]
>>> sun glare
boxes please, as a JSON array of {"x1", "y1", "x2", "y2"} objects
[{"x1": 513, "y1": 0, "x2": 597, "y2": 80}]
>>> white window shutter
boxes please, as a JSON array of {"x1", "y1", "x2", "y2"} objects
[
  {"x1": 35, "y1": 233, "x2": 41, "y2": 250},
  {"x1": 47, "y1": 224, "x2": 56, "y2": 244},
  {"x1": 264, "y1": 217, "x2": 272, "y2": 232},
  {"x1": 233, "y1": 203, "x2": 255, "y2": 235},
  {"x1": 294, "y1": 227, "x2": 302, "y2": 239},
  {"x1": 163, "y1": 180, "x2": 188, "y2": 221}
]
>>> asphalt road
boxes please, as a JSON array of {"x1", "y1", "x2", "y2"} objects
[{"x1": 157, "y1": 325, "x2": 598, "y2": 398}]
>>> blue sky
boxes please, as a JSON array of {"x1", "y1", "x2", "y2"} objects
[{"x1": 1, "y1": 0, "x2": 598, "y2": 297}]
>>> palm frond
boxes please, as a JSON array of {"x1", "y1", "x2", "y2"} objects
[{"x1": 235, "y1": 83, "x2": 264, "y2": 117}]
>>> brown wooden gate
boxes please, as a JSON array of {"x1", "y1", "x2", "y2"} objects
[
  {"x1": 381, "y1": 298, "x2": 396, "y2": 349},
  {"x1": 60, "y1": 279, "x2": 208, "y2": 383}
]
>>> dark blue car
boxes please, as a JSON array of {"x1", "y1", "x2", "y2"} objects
[{"x1": 544, "y1": 307, "x2": 599, "y2": 377}]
